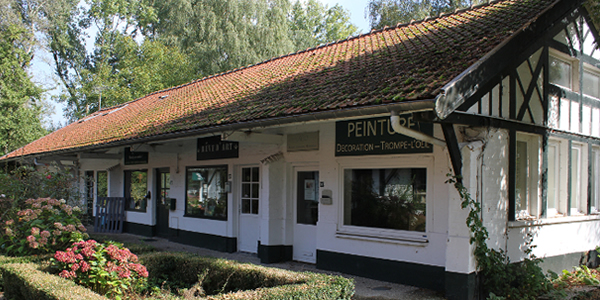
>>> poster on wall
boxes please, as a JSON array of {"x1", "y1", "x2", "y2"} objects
[
  {"x1": 304, "y1": 179, "x2": 316, "y2": 200},
  {"x1": 197, "y1": 136, "x2": 239, "y2": 160},
  {"x1": 335, "y1": 114, "x2": 434, "y2": 156}
]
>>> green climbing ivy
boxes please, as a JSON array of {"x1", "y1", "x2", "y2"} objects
[{"x1": 446, "y1": 174, "x2": 551, "y2": 300}]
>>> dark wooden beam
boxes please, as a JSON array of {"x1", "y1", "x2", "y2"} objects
[{"x1": 441, "y1": 124, "x2": 462, "y2": 183}]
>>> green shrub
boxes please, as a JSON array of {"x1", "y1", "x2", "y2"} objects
[
  {"x1": 0, "y1": 165, "x2": 79, "y2": 205},
  {"x1": 50, "y1": 240, "x2": 148, "y2": 299},
  {"x1": 141, "y1": 252, "x2": 308, "y2": 295},
  {"x1": 0, "y1": 198, "x2": 88, "y2": 256},
  {"x1": 140, "y1": 252, "x2": 354, "y2": 299},
  {"x1": 0, "y1": 262, "x2": 107, "y2": 300}
]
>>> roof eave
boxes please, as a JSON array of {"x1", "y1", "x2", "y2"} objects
[{"x1": 1, "y1": 100, "x2": 435, "y2": 163}]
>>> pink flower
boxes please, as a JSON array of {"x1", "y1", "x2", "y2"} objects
[
  {"x1": 30, "y1": 241, "x2": 39, "y2": 249},
  {"x1": 80, "y1": 261, "x2": 91, "y2": 272},
  {"x1": 5, "y1": 219, "x2": 13, "y2": 226},
  {"x1": 41, "y1": 230, "x2": 51, "y2": 238},
  {"x1": 77, "y1": 224, "x2": 86, "y2": 232},
  {"x1": 26, "y1": 235, "x2": 36, "y2": 242},
  {"x1": 66, "y1": 224, "x2": 76, "y2": 232},
  {"x1": 31, "y1": 227, "x2": 40, "y2": 236},
  {"x1": 71, "y1": 263, "x2": 80, "y2": 271},
  {"x1": 59, "y1": 270, "x2": 72, "y2": 278},
  {"x1": 46, "y1": 175, "x2": 52, "y2": 179},
  {"x1": 118, "y1": 268, "x2": 131, "y2": 278}
]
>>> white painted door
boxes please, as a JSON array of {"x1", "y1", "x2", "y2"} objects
[
  {"x1": 293, "y1": 169, "x2": 319, "y2": 263},
  {"x1": 238, "y1": 166, "x2": 260, "y2": 253}
]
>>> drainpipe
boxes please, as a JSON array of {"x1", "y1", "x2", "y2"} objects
[{"x1": 390, "y1": 111, "x2": 446, "y2": 147}]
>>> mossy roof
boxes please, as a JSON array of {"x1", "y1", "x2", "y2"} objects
[{"x1": 2, "y1": 0, "x2": 558, "y2": 160}]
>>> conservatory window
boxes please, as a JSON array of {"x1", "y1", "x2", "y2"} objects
[
  {"x1": 514, "y1": 134, "x2": 540, "y2": 220},
  {"x1": 592, "y1": 147, "x2": 600, "y2": 214},
  {"x1": 583, "y1": 69, "x2": 600, "y2": 99},
  {"x1": 570, "y1": 143, "x2": 588, "y2": 215}
]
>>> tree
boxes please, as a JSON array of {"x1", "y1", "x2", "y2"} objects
[
  {"x1": 367, "y1": 0, "x2": 486, "y2": 30},
  {"x1": 0, "y1": 25, "x2": 47, "y2": 156},
  {"x1": 46, "y1": 0, "x2": 357, "y2": 121},
  {"x1": 47, "y1": 0, "x2": 196, "y2": 121},
  {"x1": 289, "y1": 0, "x2": 357, "y2": 50}
]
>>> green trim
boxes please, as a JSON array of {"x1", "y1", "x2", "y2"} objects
[{"x1": 445, "y1": 272, "x2": 477, "y2": 300}]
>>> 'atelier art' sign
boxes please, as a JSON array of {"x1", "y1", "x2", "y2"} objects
[
  {"x1": 335, "y1": 114, "x2": 434, "y2": 156},
  {"x1": 197, "y1": 136, "x2": 239, "y2": 160}
]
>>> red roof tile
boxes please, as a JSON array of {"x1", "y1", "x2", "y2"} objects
[{"x1": 2, "y1": 0, "x2": 557, "y2": 160}]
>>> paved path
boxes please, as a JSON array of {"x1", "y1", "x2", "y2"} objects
[{"x1": 90, "y1": 231, "x2": 446, "y2": 300}]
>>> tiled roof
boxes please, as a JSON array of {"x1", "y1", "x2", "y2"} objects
[{"x1": 3, "y1": 0, "x2": 557, "y2": 160}]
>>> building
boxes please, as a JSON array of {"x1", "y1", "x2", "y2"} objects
[{"x1": 2, "y1": 0, "x2": 600, "y2": 298}]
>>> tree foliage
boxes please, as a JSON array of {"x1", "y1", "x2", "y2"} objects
[
  {"x1": 0, "y1": 24, "x2": 46, "y2": 156},
  {"x1": 41, "y1": 0, "x2": 357, "y2": 122},
  {"x1": 367, "y1": 0, "x2": 486, "y2": 30}
]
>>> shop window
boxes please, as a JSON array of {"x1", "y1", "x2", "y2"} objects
[
  {"x1": 185, "y1": 166, "x2": 228, "y2": 220},
  {"x1": 514, "y1": 134, "x2": 540, "y2": 220},
  {"x1": 592, "y1": 147, "x2": 600, "y2": 214},
  {"x1": 241, "y1": 167, "x2": 259, "y2": 215},
  {"x1": 343, "y1": 168, "x2": 426, "y2": 232},
  {"x1": 124, "y1": 170, "x2": 148, "y2": 212}
]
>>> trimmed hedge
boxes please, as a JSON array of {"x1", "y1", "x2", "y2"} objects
[
  {"x1": 0, "y1": 261, "x2": 107, "y2": 300},
  {"x1": 141, "y1": 252, "x2": 355, "y2": 299},
  {"x1": 0, "y1": 252, "x2": 354, "y2": 299}
]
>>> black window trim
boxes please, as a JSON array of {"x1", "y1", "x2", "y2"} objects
[{"x1": 184, "y1": 165, "x2": 229, "y2": 221}]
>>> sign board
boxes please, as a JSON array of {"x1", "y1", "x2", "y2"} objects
[
  {"x1": 197, "y1": 136, "x2": 239, "y2": 160},
  {"x1": 335, "y1": 114, "x2": 433, "y2": 156},
  {"x1": 124, "y1": 148, "x2": 148, "y2": 165}
]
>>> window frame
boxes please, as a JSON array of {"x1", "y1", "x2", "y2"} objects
[
  {"x1": 240, "y1": 166, "x2": 260, "y2": 215},
  {"x1": 582, "y1": 65, "x2": 600, "y2": 100},
  {"x1": 591, "y1": 146, "x2": 600, "y2": 214},
  {"x1": 336, "y1": 156, "x2": 432, "y2": 243},
  {"x1": 514, "y1": 133, "x2": 541, "y2": 220},
  {"x1": 184, "y1": 165, "x2": 229, "y2": 220},
  {"x1": 549, "y1": 49, "x2": 578, "y2": 92},
  {"x1": 569, "y1": 142, "x2": 588, "y2": 215},
  {"x1": 124, "y1": 169, "x2": 148, "y2": 212}
]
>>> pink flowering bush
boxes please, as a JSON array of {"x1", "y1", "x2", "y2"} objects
[
  {"x1": 0, "y1": 197, "x2": 88, "y2": 256},
  {"x1": 51, "y1": 240, "x2": 148, "y2": 299}
]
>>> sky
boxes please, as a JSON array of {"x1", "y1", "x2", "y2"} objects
[{"x1": 32, "y1": 0, "x2": 372, "y2": 127}]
